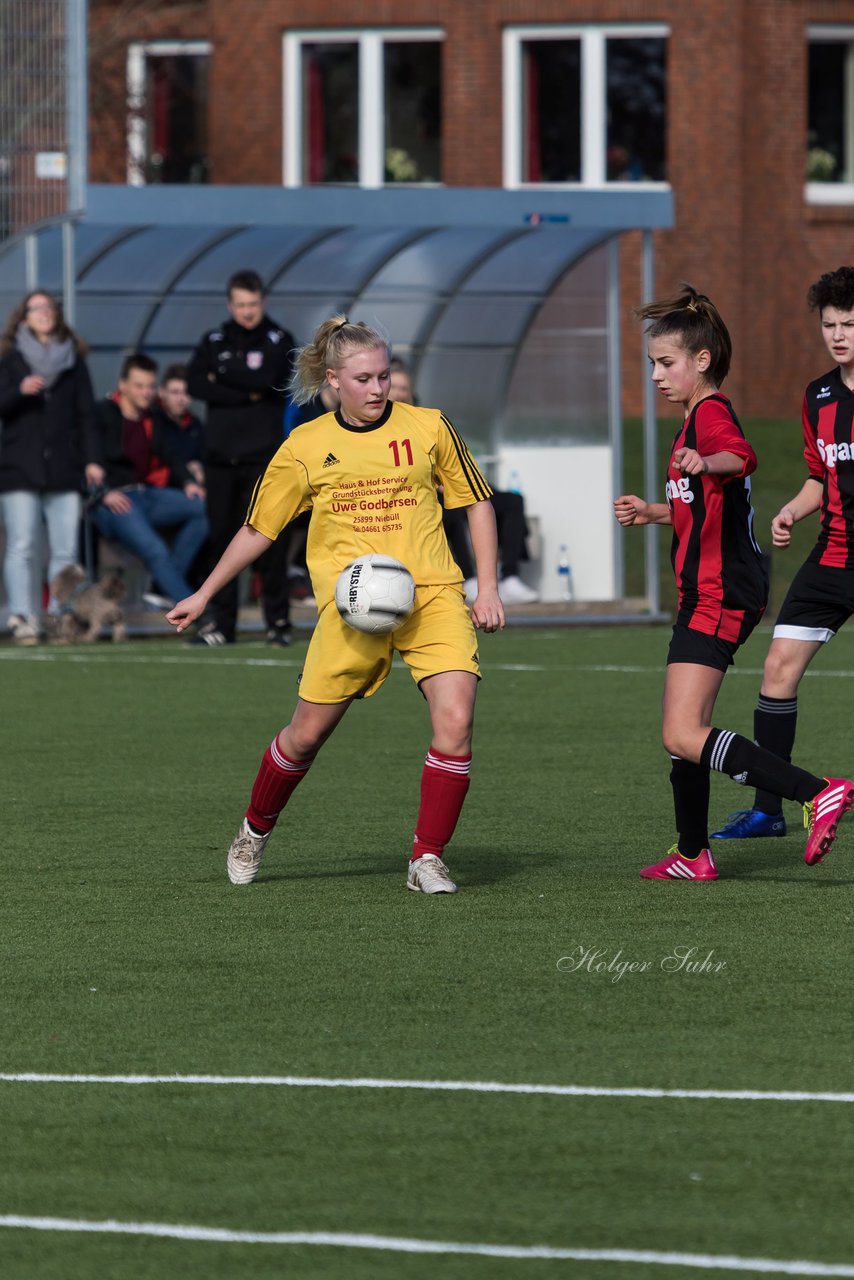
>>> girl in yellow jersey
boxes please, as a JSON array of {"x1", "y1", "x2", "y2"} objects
[{"x1": 168, "y1": 316, "x2": 505, "y2": 893}]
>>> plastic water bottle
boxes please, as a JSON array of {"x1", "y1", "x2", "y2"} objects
[
  {"x1": 508, "y1": 468, "x2": 522, "y2": 495},
  {"x1": 557, "y1": 545, "x2": 573, "y2": 600}
]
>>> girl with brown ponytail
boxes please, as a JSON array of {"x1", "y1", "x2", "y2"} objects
[{"x1": 614, "y1": 285, "x2": 853, "y2": 879}]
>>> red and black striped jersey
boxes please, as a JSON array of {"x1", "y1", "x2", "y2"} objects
[
  {"x1": 667, "y1": 394, "x2": 768, "y2": 642},
  {"x1": 802, "y1": 366, "x2": 854, "y2": 569}
]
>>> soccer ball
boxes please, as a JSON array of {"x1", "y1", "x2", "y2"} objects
[{"x1": 334, "y1": 555, "x2": 416, "y2": 635}]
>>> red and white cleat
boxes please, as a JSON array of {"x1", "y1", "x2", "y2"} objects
[
  {"x1": 803, "y1": 777, "x2": 854, "y2": 866},
  {"x1": 640, "y1": 845, "x2": 718, "y2": 881}
]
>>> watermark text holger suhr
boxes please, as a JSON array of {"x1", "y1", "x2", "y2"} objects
[{"x1": 557, "y1": 945, "x2": 727, "y2": 984}]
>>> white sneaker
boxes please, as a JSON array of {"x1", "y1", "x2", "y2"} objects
[
  {"x1": 462, "y1": 577, "x2": 479, "y2": 604},
  {"x1": 8, "y1": 614, "x2": 40, "y2": 646},
  {"x1": 498, "y1": 574, "x2": 539, "y2": 605},
  {"x1": 227, "y1": 819, "x2": 271, "y2": 884},
  {"x1": 407, "y1": 853, "x2": 457, "y2": 894},
  {"x1": 142, "y1": 592, "x2": 175, "y2": 611}
]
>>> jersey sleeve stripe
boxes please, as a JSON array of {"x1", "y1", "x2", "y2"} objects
[
  {"x1": 244, "y1": 474, "x2": 264, "y2": 525},
  {"x1": 440, "y1": 414, "x2": 492, "y2": 501}
]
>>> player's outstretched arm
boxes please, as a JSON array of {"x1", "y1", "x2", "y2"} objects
[
  {"x1": 614, "y1": 494, "x2": 671, "y2": 527},
  {"x1": 167, "y1": 525, "x2": 274, "y2": 633},
  {"x1": 465, "y1": 498, "x2": 505, "y2": 633},
  {"x1": 770, "y1": 478, "x2": 822, "y2": 548}
]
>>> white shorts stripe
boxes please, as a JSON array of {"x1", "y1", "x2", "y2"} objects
[{"x1": 772, "y1": 624, "x2": 835, "y2": 644}]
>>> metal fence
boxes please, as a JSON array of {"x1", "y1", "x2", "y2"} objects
[{"x1": 0, "y1": 0, "x2": 86, "y2": 242}]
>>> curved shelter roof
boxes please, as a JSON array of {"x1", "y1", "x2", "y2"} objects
[{"x1": 0, "y1": 185, "x2": 672, "y2": 449}]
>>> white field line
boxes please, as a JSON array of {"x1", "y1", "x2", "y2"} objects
[
  {"x1": 0, "y1": 1217, "x2": 851, "y2": 1275},
  {"x1": 0, "y1": 649, "x2": 837, "y2": 677},
  {"x1": 3, "y1": 646, "x2": 854, "y2": 680},
  {"x1": 1, "y1": 1073, "x2": 853, "y2": 1102}
]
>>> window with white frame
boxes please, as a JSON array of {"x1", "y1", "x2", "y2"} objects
[
  {"x1": 283, "y1": 29, "x2": 442, "y2": 187},
  {"x1": 503, "y1": 25, "x2": 668, "y2": 187},
  {"x1": 127, "y1": 41, "x2": 210, "y2": 186},
  {"x1": 808, "y1": 27, "x2": 854, "y2": 198}
]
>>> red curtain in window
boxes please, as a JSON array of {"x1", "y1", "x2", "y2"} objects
[
  {"x1": 525, "y1": 51, "x2": 540, "y2": 182},
  {"x1": 307, "y1": 56, "x2": 324, "y2": 184},
  {"x1": 152, "y1": 63, "x2": 170, "y2": 166}
]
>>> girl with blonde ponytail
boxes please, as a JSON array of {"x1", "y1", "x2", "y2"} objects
[
  {"x1": 614, "y1": 286, "x2": 852, "y2": 880},
  {"x1": 168, "y1": 315, "x2": 505, "y2": 895},
  {"x1": 289, "y1": 315, "x2": 386, "y2": 406}
]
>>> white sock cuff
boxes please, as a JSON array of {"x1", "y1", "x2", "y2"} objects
[{"x1": 270, "y1": 738, "x2": 312, "y2": 773}]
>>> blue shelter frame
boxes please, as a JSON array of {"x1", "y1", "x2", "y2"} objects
[{"x1": 0, "y1": 184, "x2": 672, "y2": 609}]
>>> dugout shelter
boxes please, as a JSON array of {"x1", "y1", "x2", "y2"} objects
[{"x1": 0, "y1": 185, "x2": 672, "y2": 605}]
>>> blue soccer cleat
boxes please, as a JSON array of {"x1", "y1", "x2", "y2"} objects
[{"x1": 711, "y1": 809, "x2": 787, "y2": 839}]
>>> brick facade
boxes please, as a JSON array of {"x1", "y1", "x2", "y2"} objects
[{"x1": 88, "y1": 0, "x2": 854, "y2": 417}]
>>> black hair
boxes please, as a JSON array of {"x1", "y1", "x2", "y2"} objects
[
  {"x1": 120, "y1": 352, "x2": 158, "y2": 380},
  {"x1": 807, "y1": 267, "x2": 854, "y2": 314},
  {"x1": 227, "y1": 269, "x2": 264, "y2": 297}
]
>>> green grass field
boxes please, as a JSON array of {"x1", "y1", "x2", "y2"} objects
[{"x1": 2, "y1": 622, "x2": 854, "y2": 1279}]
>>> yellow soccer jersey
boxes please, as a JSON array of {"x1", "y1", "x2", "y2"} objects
[{"x1": 246, "y1": 400, "x2": 492, "y2": 608}]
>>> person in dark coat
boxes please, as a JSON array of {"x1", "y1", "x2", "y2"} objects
[
  {"x1": 0, "y1": 290, "x2": 97, "y2": 643},
  {"x1": 186, "y1": 269, "x2": 296, "y2": 646}
]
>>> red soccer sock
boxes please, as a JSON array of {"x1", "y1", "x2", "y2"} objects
[
  {"x1": 245, "y1": 737, "x2": 311, "y2": 834},
  {"x1": 411, "y1": 749, "x2": 472, "y2": 861}
]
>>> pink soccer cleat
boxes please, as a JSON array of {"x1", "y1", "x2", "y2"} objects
[
  {"x1": 803, "y1": 778, "x2": 854, "y2": 865},
  {"x1": 640, "y1": 845, "x2": 718, "y2": 881}
]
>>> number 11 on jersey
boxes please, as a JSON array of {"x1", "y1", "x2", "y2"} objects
[{"x1": 388, "y1": 439, "x2": 413, "y2": 467}]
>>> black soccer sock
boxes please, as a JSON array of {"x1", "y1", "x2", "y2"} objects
[
  {"x1": 669, "y1": 755, "x2": 711, "y2": 857},
  {"x1": 701, "y1": 728, "x2": 823, "y2": 806},
  {"x1": 752, "y1": 695, "x2": 798, "y2": 814}
]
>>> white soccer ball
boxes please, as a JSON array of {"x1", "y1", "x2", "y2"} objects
[{"x1": 334, "y1": 555, "x2": 416, "y2": 635}]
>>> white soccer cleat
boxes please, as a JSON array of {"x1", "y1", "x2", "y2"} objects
[
  {"x1": 227, "y1": 819, "x2": 271, "y2": 885},
  {"x1": 498, "y1": 574, "x2": 540, "y2": 605},
  {"x1": 407, "y1": 853, "x2": 458, "y2": 894}
]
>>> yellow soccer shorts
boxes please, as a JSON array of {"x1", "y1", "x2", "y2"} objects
[{"x1": 297, "y1": 584, "x2": 481, "y2": 704}]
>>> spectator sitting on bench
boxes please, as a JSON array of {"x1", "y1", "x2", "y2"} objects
[
  {"x1": 387, "y1": 358, "x2": 539, "y2": 605},
  {"x1": 153, "y1": 363, "x2": 205, "y2": 486},
  {"x1": 87, "y1": 353, "x2": 215, "y2": 630},
  {"x1": 148, "y1": 363, "x2": 209, "y2": 599}
]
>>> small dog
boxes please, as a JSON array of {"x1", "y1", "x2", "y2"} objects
[{"x1": 50, "y1": 564, "x2": 128, "y2": 643}]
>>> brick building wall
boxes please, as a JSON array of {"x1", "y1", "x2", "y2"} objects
[{"x1": 87, "y1": 0, "x2": 854, "y2": 418}]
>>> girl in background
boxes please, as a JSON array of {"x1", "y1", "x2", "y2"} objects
[{"x1": 0, "y1": 290, "x2": 97, "y2": 644}]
